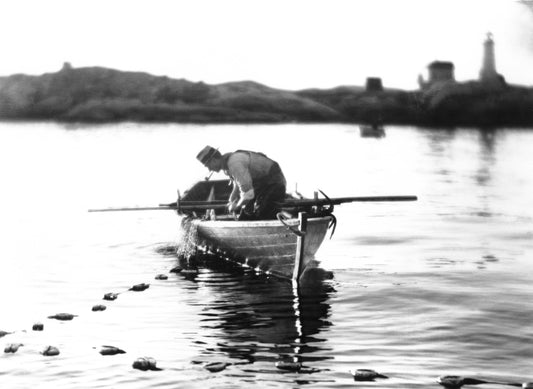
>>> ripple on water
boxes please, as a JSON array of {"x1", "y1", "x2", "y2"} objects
[{"x1": 2, "y1": 124, "x2": 533, "y2": 388}]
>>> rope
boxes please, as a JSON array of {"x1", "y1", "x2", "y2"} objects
[
  {"x1": 328, "y1": 214, "x2": 337, "y2": 239},
  {"x1": 2, "y1": 248, "x2": 532, "y2": 387},
  {"x1": 276, "y1": 212, "x2": 305, "y2": 237}
]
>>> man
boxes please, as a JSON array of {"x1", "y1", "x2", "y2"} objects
[{"x1": 196, "y1": 146, "x2": 287, "y2": 220}]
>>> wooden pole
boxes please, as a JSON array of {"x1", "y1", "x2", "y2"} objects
[
  {"x1": 292, "y1": 212, "x2": 308, "y2": 284},
  {"x1": 88, "y1": 203, "x2": 228, "y2": 212},
  {"x1": 89, "y1": 195, "x2": 417, "y2": 213},
  {"x1": 280, "y1": 195, "x2": 417, "y2": 207}
]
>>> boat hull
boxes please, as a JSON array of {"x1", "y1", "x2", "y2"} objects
[{"x1": 184, "y1": 216, "x2": 332, "y2": 279}]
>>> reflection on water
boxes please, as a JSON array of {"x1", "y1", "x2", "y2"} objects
[
  {"x1": 184, "y1": 256, "x2": 334, "y2": 354},
  {"x1": 421, "y1": 127, "x2": 498, "y2": 186},
  {"x1": 176, "y1": 254, "x2": 334, "y2": 373},
  {"x1": 475, "y1": 129, "x2": 496, "y2": 185}
]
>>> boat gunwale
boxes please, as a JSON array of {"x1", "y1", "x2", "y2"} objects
[{"x1": 188, "y1": 215, "x2": 333, "y2": 229}]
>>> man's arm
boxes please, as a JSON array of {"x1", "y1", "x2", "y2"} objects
[
  {"x1": 227, "y1": 154, "x2": 255, "y2": 209},
  {"x1": 227, "y1": 181, "x2": 240, "y2": 212}
]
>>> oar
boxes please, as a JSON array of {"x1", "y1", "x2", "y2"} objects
[
  {"x1": 159, "y1": 200, "x2": 226, "y2": 207},
  {"x1": 88, "y1": 203, "x2": 227, "y2": 213},
  {"x1": 89, "y1": 206, "x2": 176, "y2": 212},
  {"x1": 88, "y1": 195, "x2": 418, "y2": 213},
  {"x1": 161, "y1": 196, "x2": 418, "y2": 208},
  {"x1": 280, "y1": 195, "x2": 417, "y2": 207}
]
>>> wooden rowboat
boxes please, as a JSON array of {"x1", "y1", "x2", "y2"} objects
[
  {"x1": 178, "y1": 179, "x2": 335, "y2": 281},
  {"x1": 88, "y1": 180, "x2": 416, "y2": 282},
  {"x1": 181, "y1": 213, "x2": 334, "y2": 280}
]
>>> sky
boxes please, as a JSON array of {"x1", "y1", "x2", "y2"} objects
[{"x1": 1, "y1": 0, "x2": 532, "y2": 90}]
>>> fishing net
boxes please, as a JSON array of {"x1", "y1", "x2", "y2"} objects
[{"x1": 176, "y1": 217, "x2": 200, "y2": 258}]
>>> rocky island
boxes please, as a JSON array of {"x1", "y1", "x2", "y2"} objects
[
  {"x1": 1, "y1": 63, "x2": 532, "y2": 127},
  {"x1": 1, "y1": 34, "x2": 532, "y2": 127}
]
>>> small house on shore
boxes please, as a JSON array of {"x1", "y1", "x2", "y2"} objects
[{"x1": 418, "y1": 61, "x2": 455, "y2": 90}]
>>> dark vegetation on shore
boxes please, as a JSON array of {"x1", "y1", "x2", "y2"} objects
[{"x1": 1, "y1": 66, "x2": 532, "y2": 126}]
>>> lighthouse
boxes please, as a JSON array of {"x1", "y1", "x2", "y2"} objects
[{"x1": 480, "y1": 32, "x2": 498, "y2": 82}]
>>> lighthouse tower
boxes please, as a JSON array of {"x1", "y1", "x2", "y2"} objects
[{"x1": 480, "y1": 32, "x2": 498, "y2": 82}]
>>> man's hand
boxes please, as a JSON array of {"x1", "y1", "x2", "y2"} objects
[{"x1": 227, "y1": 200, "x2": 240, "y2": 213}]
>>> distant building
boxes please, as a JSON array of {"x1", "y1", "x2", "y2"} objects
[
  {"x1": 418, "y1": 33, "x2": 505, "y2": 91},
  {"x1": 418, "y1": 61, "x2": 455, "y2": 90},
  {"x1": 365, "y1": 77, "x2": 383, "y2": 92},
  {"x1": 61, "y1": 62, "x2": 73, "y2": 71},
  {"x1": 479, "y1": 32, "x2": 504, "y2": 85},
  {"x1": 427, "y1": 61, "x2": 455, "y2": 83},
  {"x1": 480, "y1": 33, "x2": 496, "y2": 81}
]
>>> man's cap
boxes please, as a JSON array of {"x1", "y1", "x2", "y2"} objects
[{"x1": 196, "y1": 146, "x2": 220, "y2": 165}]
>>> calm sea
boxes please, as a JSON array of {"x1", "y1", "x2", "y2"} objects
[{"x1": 0, "y1": 122, "x2": 532, "y2": 388}]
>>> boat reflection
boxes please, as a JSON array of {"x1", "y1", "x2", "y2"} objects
[
  {"x1": 178, "y1": 254, "x2": 335, "y2": 369},
  {"x1": 359, "y1": 123, "x2": 386, "y2": 138}
]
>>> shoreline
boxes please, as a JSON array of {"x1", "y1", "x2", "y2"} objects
[{"x1": 1, "y1": 66, "x2": 532, "y2": 128}]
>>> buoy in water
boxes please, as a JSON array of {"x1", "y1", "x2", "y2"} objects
[
  {"x1": 437, "y1": 376, "x2": 489, "y2": 388},
  {"x1": 132, "y1": 357, "x2": 162, "y2": 371},
  {"x1": 129, "y1": 283, "x2": 150, "y2": 292},
  {"x1": 438, "y1": 376, "x2": 533, "y2": 389},
  {"x1": 351, "y1": 369, "x2": 388, "y2": 381},
  {"x1": 169, "y1": 266, "x2": 183, "y2": 273},
  {"x1": 103, "y1": 292, "x2": 118, "y2": 301},
  {"x1": 92, "y1": 304, "x2": 107, "y2": 312},
  {"x1": 181, "y1": 268, "x2": 199, "y2": 274},
  {"x1": 32, "y1": 323, "x2": 44, "y2": 331},
  {"x1": 99, "y1": 345, "x2": 126, "y2": 355},
  {"x1": 155, "y1": 274, "x2": 168, "y2": 280},
  {"x1": 0, "y1": 330, "x2": 13, "y2": 338},
  {"x1": 42, "y1": 345, "x2": 60, "y2": 356},
  {"x1": 48, "y1": 313, "x2": 77, "y2": 321},
  {"x1": 275, "y1": 361, "x2": 302, "y2": 371},
  {"x1": 4, "y1": 343, "x2": 23, "y2": 353},
  {"x1": 205, "y1": 362, "x2": 230, "y2": 372}
]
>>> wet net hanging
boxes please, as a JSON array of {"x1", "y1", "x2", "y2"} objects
[{"x1": 176, "y1": 218, "x2": 200, "y2": 258}]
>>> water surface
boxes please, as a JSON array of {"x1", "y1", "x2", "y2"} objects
[{"x1": 0, "y1": 122, "x2": 532, "y2": 388}]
